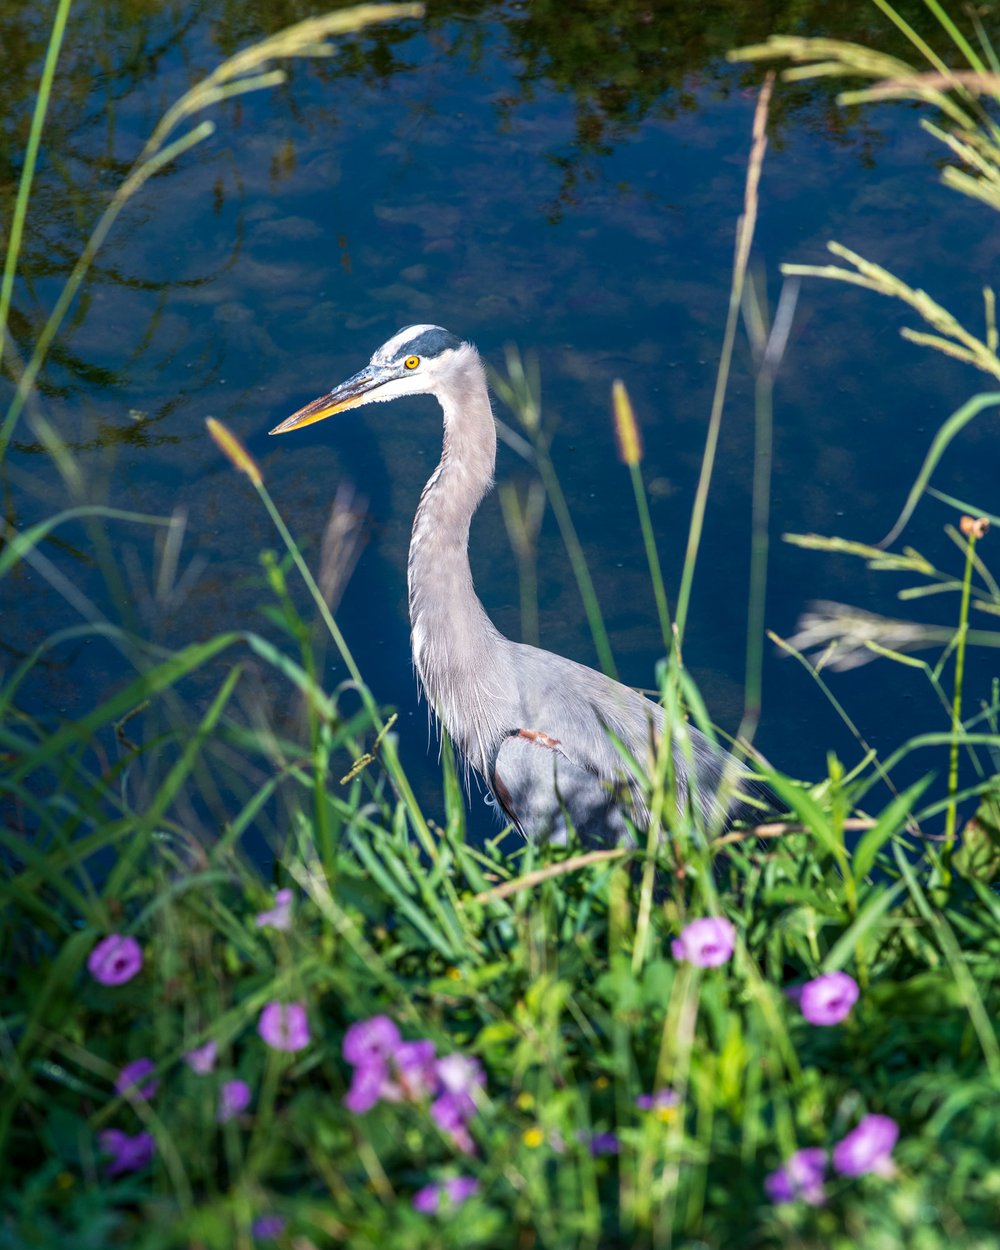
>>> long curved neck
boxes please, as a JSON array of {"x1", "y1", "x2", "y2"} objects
[{"x1": 407, "y1": 347, "x2": 505, "y2": 770}]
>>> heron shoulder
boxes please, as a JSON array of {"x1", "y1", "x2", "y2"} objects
[{"x1": 502, "y1": 639, "x2": 662, "y2": 772}]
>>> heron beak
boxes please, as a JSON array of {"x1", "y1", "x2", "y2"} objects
[{"x1": 269, "y1": 365, "x2": 384, "y2": 435}]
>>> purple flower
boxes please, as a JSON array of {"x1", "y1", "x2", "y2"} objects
[
  {"x1": 428, "y1": 1053, "x2": 486, "y2": 1151},
  {"x1": 217, "y1": 1079, "x2": 252, "y2": 1123},
  {"x1": 184, "y1": 1040, "x2": 219, "y2": 1075},
  {"x1": 115, "y1": 1057, "x2": 158, "y2": 1103},
  {"x1": 394, "y1": 1039, "x2": 438, "y2": 1100},
  {"x1": 252, "y1": 1214, "x2": 286, "y2": 1239},
  {"x1": 635, "y1": 1088, "x2": 679, "y2": 1114},
  {"x1": 444, "y1": 1175, "x2": 479, "y2": 1204},
  {"x1": 798, "y1": 972, "x2": 860, "y2": 1027},
  {"x1": 577, "y1": 1129, "x2": 620, "y2": 1156},
  {"x1": 342, "y1": 1015, "x2": 401, "y2": 1067},
  {"x1": 344, "y1": 1060, "x2": 388, "y2": 1114},
  {"x1": 412, "y1": 1175, "x2": 479, "y2": 1213},
  {"x1": 430, "y1": 1091, "x2": 466, "y2": 1131},
  {"x1": 98, "y1": 1128, "x2": 155, "y2": 1176},
  {"x1": 435, "y1": 1053, "x2": 485, "y2": 1111},
  {"x1": 88, "y1": 934, "x2": 143, "y2": 986},
  {"x1": 257, "y1": 1002, "x2": 310, "y2": 1053},
  {"x1": 340, "y1": 1019, "x2": 486, "y2": 1140},
  {"x1": 255, "y1": 888, "x2": 293, "y2": 931},
  {"x1": 430, "y1": 1092, "x2": 475, "y2": 1153},
  {"x1": 341, "y1": 1032, "x2": 441, "y2": 1113},
  {"x1": 764, "y1": 1147, "x2": 828, "y2": 1206},
  {"x1": 671, "y1": 917, "x2": 735, "y2": 967},
  {"x1": 832, "y1": 1114, "x2": 899, "y2": 1178}
]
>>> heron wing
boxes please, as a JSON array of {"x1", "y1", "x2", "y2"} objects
[
  {"x1": 490, "y1": 729, "x2": 637, "y2": 847},
  {"x1": 499, "y1": 641, "x2": 767, "y2": 838}
]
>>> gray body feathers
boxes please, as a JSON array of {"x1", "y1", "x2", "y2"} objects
[
  {"x1": 273, "y1": 322, "x2": 769, "y2": 846},
  {"x1": 397, "y1": 327, "x2": 761, "y2": 845}
]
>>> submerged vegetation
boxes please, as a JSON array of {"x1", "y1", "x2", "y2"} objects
[{"x1": 3, "y1": 2, "x2": 1000, "y2": 1248}]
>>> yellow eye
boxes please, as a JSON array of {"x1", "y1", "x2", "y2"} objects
[{"x1": 404, "y1": 355, "x2": 420, "y2": 370}]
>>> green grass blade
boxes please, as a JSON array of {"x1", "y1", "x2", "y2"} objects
[
  {"x1": 0, "y1": 0, "x2": 72, "y2": 367},
  {"x1": 852, "y1": 774, "x2": 933, "y2": 882},
  {"x1": 878, "y1": 392, "x2": 1000, "y2": 548}
]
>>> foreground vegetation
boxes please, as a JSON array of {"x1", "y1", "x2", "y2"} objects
[{"x1": 4, "y1": 2, "x2": 1000, "y2": 1247}]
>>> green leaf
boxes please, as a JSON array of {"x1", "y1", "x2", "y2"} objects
[
  {"x1": 953, "y1": 800, "x2": 1000, "y2": 883},
  {"x1": 852, "y1": 774, "x2": 933, "y2": 882},
  {"x1": 8, "y1": 633, "x2": 243, "y2": 783},
  {"x1": 878, "y1": 391, "x2": 1000, "y2": 548},
  {"x1": 762, "y1": 771, "x2": 841, "y2": 860},
  {"x1": 0, "y1": 506, "x2": 172, "y2": 581}
]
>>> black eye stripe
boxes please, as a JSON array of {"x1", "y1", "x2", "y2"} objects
[{"x1": 395, "y1": 327, "x2": 462, "y2": 361}]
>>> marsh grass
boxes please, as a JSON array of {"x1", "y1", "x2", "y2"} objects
[{"x1": 3, "y1": 3, "x2": 1000, "y2": 1248}]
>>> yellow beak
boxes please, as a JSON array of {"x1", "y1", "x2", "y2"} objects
[{"x1": 269, "y1": 365, "x2": 382, "y2": 435}]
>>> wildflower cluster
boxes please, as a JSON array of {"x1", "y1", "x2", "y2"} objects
[
  {"x1": 669, "y1": 920, "x2": 895, "y2": 1208},
  {"x1": 184, "y1": 1038, "x2": 253, "y2": 1123},
  {"x1": 762, "y1": 966, "x2": 898, "y2": 1206},
  {"x1": 766, "y1": 1115, "x2": 900, "y2": 1205},
  {"x1": 342, "y1": 1015, "x2": 482, "y2": 1211},
  {"x1": 86, "y1": 891, "x2": 307, "y2": 1186}
]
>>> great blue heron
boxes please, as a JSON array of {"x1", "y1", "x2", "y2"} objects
[{"x1": 271, "y1": 325, "x2": 768, "y2": 845}]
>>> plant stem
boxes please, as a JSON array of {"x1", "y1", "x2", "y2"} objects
[
  {"x1": 628, "y1": 463, "x2": 673, "y2": 653},
  {"x1": 944, "y1": 527, "x2": 978, "y2": 865}
]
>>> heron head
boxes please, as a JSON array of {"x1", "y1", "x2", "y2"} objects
[{"x1": 269, "y1": 324, "x2": 466, "y2": 435}]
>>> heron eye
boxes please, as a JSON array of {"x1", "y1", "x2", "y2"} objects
[{"x1": 404, "y1": 355, "x2": 420, "y2": 370}]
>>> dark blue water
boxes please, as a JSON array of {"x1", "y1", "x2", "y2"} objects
[{"x1": 6, "y1": 2, "x2": 998, "y2": 838}]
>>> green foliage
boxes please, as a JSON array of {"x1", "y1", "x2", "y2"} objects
[
  {"x1": 2, "y1": 2, "x2": 1000, "y2": 1248},
  {"x1": 4, "y1": 730, "x2": 1000, "y2": 1247}
]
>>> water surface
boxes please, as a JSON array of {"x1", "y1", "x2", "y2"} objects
[{"x1": 4, "y1": 0, "x2": 997, "y2": 835}]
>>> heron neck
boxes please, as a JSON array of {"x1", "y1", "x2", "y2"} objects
[{"x1": 407, "y1": 350, "x2": 505, "y2": 765}]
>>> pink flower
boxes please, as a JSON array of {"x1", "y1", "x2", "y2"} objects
[
  {"x1": 98, "y1": 1128, "x2": 154, "y2": 1176},
  {"x1": 344, "y1": 1061, "x2": 388, "y2": 1114},
  {"x1": 764, "y1": 1147, "x2": 828, "y2": 1205},
  {"x1": 431, "y1": 1053, "x2": 485, "y2": 1150},
  {"x1": 412, "y1": 1175, "x2": 479, "y2": 1213},
  {"x1": 217, "y1": 1079, "x2": 252, "y2": 1123},
  {"x1": 115, "y1": 1057, "x2": 158, "y2": 1102},
  {"x1": 257, "y1": 1001, "x2": 310, "y2": 1053},
  {"x1": 393, "y1": 1039, "x2": 438, "y2": 1100},
  {"x1": 671, "y1": 917, "x2": 735, "y2": 967},
  {"x1": 435, "y1": 1053, "x2": 485, "y2": 1107},
  {"x1": 88, "y1": 934, "x2": 143, "y2": 986},
  {"x1": 255, "y1": 888, "x2": 293, "y2": 931},
  {"x1": 184, "y1": 1040, "x2": 218, "y2": 1075},
  {"x1": 341, "y1": 1029, "x2": 440, "y2": 1113},
  {"x1": 342, "y1": 1015, "x2": 401, "y2": 1066},
  {"x1": 430, "y1": 1092, "x2": 476, "y2": 1153},
  {"x1": 832, "y1": 1114, "x2": 899, "y2": 1178},
  {"x1": 797, "y1": 972, "x2": 860, "y2": 1026},
  {"x1": 339, "y1": 1017, "x2": 487, "y2": 1148}
]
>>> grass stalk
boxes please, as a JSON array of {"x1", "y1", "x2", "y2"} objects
[
  {"x1": 493, "y1": 348, "x2": 618, "y2": 678},
  {"x1": 944, "y1": 525, "x2": 979, "y2": 862},
  {"x1": 612, "y1": 380, "x2": 673, "y2": 652},
  {"x1": 0, "y1": 0, "x2": 72, "y2": 371},
  {"x1": 674, "y1": 73, "x2": 774, "y2": 647}
]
